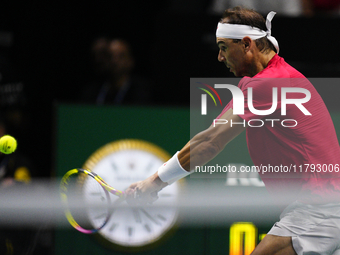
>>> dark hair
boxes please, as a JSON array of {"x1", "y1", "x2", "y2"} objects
[{"x1": 221, "y1": 6, "x2": 276, "y2": 53}]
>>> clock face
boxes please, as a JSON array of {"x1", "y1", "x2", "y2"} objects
[{"x1": 81, "y1": 140, "x2": 181, "y2": 251}]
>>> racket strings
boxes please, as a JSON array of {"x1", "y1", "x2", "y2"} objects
[
  {"x1": 60, "y1": 169, "x2": 112, "y2": 234},
  {"x1": 82, "y1": 174, "x2": 111, "y2": 229}
]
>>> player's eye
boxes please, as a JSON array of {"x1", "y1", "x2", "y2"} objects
[{"x1": 220, "y1": 46, "x2": 227, "y2": 52}]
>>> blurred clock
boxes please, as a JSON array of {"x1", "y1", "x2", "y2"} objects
[{"x1": 82, "y1": 139, "x2": 182, "y2": 252}]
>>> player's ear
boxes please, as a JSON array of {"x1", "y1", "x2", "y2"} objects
[{"x1": 242, "y1": 37, "x2": 252, "y2": 52}]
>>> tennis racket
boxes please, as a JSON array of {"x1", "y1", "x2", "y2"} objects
[{"x1": 60, "y1": 168, "x2": 125, "y2": 234}]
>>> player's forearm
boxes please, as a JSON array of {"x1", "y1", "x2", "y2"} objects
[
  {"x1": 178, "y1": 130, "x2": 224, "y2": 171},
  {"x1": 157, "y1": 109, "x2": 245, "y2": 184}
]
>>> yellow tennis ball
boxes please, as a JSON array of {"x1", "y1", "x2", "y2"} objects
[{"x1": 0, "y1": 135, "x2": 17, "y2": 154}]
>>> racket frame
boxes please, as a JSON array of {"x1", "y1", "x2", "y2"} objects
[{"x1": 60, "y1": 168, "x2": 124, "y2": 234}]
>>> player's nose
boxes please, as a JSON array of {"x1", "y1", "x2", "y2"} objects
[{"x1": 218, "y1": 50, "x2": 226, "y2": 62}]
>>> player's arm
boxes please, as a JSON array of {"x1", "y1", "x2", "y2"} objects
[
  {"x1": 178, "y1": 108, "x2": 246, "y2": 171},
  {"x1": 126, "y1": 109, "x2": 246, "y2": 204}
]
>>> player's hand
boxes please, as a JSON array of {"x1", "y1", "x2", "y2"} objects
[{"x1": 125, "y1": 172, "x2": 168, "y2": 205}]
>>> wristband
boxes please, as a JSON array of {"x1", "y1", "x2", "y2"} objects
[{"x1": 158, "y1": 151, "x2": 190, "y2": 184}]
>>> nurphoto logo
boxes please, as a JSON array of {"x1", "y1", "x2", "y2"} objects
[
  {"x1": 197, "y1": 82, "x2": 223, "y2": 115},
  {"x1": 199, "y1": 83, "x2": 311, "y2": 128}
]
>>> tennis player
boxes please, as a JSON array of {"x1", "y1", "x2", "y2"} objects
[{"x1": 126, "y1": 7, "x2": 340, "y2": 255}]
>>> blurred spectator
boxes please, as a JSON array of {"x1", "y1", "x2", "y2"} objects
[
  {"x1": 0, "y1": 115, "x2": 40, "y2": 255},
  {"x1": 209, "y1": 0, "x2": 302, "y2": 16},
  {"x1": 80, "y1": 37, "x2": 153, "y2": 106},
  {"x1": 301, "y1": 0, "x2": 340, "y2": 17},
  {"x1": 0, "y1": 31, "x2": 31, "y2": 153}
]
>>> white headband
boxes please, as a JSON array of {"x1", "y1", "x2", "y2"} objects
[{"x1": 216, "y1": 11, "x2": 279, "y2": 54}]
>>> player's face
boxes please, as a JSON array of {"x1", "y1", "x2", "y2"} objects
[{"x1": 216, "y1": 38, "x2": 250, "y2": 77}]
